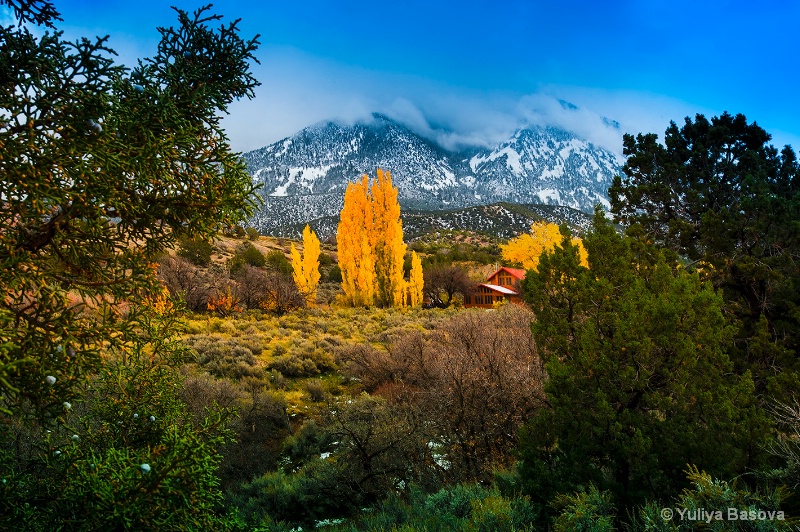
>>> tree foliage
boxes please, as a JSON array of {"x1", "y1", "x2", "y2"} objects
[
  {"x1": 337, "y1": 175, "x2": 375, "y2": 307},
  {"x1": 0, "y1": 0, "x2": 260, "y2": 526},
  {"x1": 407, "y1": 250, "x2": 424, "y2": 307},
  {"x1": 609, "y1": 112, "x2": 800, "y2": 398},
  {"x1": 177, "y1": 237, "x2": 214, "y2": 267},
  {"x1": 336, "y1": 169, "x2": 408, "y2": 307},
  {"x1": 0, "y1": 1, "x2": 260, "y2": 416},
  {"x1": 501, "y1": 221, "x2": 587, "y2": 271},
  {"x1": 422, "y1": 263, "x2": 473, "y2": 309},
  {"x1": 370, "y1": 169, "x2": 407, "y2": 307},
  {"x1": 517, "y1": 210, "x2": 769, "y2": 515},
  {"x1": 290, "y1": 224, "x2": 321, "y2": 305},
  {"x1": 0, "y1": 297, "x2": 238, "y2": 530},
  {"x1": 228, "y1": 241, "x2": 266, "y2": 273},
  {"x1": 338, "y1": 304, "x2": 544, "y2": 483}
]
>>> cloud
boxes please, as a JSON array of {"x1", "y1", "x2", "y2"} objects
[
  {"x1": 220, "y1": 49, "x2": 629, "y2": 155},
  {"x1": 223, "y1": 48, "x2": 800, "y2": 157}
]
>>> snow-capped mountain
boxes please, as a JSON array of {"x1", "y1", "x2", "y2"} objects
[{"x1": 243, "y1": 114, "x2": 623, "y2": 235}]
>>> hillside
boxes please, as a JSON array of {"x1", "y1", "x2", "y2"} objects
[{"x1": 245, "y1": 201, "x2": 593, "y2": 242}]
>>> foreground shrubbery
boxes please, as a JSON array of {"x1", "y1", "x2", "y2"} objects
[{"x1": 0, "y1": 302, "x2": 240, "y2": 530}]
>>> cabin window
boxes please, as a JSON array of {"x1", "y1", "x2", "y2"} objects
[
  {"x1": 465, "y1": 295, "x2": 471, "y2": 304},
  {"x1": 499, "y1": 273, "x2": 512, "y2": 286}
]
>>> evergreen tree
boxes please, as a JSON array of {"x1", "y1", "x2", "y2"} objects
[
  {"x1": 517, "y1": 209, "x2": 770, "y2": 517},
  {"x1": 0, "y1": 0, "x2": 259, "y2": 416},
  {"x1": 0, "y1": 0, "x2": 259, "y2": 526},
  {"x1": 609, "y1": 113, "x2": 800, "y2": 399},
  {"x1": 0, "y1": 296, "x2": 237, "y2": 529}
]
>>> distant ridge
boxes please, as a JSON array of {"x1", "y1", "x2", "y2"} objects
[{"x1": 252, "y1": 202, "x2": 594, "y2": 243}]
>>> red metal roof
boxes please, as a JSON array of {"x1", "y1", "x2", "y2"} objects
[{"x1": 486, "y1": 266, "x2": 527, "y2": 281}]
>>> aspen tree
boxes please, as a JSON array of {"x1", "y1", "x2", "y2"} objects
[
  {"x1": 370, "y1": 169, "x2": 407, "y2": 307},
  {"x1": 337, "y1": 175, "x2": 375, "y2": 306},
  {"x1": 501, "y1": 221, "x2": 588, "y2": 271},
  {"x1": 290, "y1": 224, "x2": 322, "y2": 304},
  {"x1": 408, "y1": 250, "x2": 424, "y2": 307}
]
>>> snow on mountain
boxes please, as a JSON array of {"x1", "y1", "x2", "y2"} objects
[{"x1": 242, "y1": 114, "x2": 623, "y2": 235}]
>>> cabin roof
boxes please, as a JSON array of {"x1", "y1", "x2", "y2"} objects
[
  {"x1": 487, "y1": 266, "x2": 526, "y2": 281},
  {"x1": 479, "y1": 283, "x2": 518, "y2": 295}
]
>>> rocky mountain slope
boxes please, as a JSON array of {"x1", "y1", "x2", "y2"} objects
[{"x1": 243, "y1": 114, "x2": 622, "y2": 238}]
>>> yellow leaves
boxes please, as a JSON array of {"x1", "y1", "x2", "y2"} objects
[
  {"x1": 371, "y1": 169, "x2": 406, "y2": 307},
  {"x1": 207, "y1": 286, "x2": 241, "y2": 316},
  {"x1": 337, "y1": 174, "x2": 375, "y2": 307},
  {"x1": 291, "y1": 224, "x2": 322, "y2": 305},
  {"x1": 144, "y1": 286, "x2": 172, "y2": 315},
  {"x1": 501, "y1": 221, "x2": 588, "y2": 271},
  {"x1": 337, "y1": 169, "x2": 407, "y2": 307},
  {"x1": 408, "y1": 251, "x2": 424, "y2": 307}
]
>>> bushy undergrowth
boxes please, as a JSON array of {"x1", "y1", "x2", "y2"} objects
[
  {"x1": 323, "y1": 483, "x2": 538, "y2": 532},
  {"x1": 184, "y1": 335, "x2": 264, "y2": 379},
  {"x1": 171, "y1": 299, "x2": 800, "y2": 530}
]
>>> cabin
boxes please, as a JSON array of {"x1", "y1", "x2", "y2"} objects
[{"x1": 463, "y1": 267, "x2": 526, "y2": 308}]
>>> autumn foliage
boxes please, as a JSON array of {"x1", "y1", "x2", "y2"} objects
[
  {"x1": 408, "y1": 251, "x2": 424, "y2": 308},
  {"x1": 501, "y1": 221, "x2": 588, "y2": 271},
  {"x1": 337, "y1": 169, "x2": 417, "y2": 307},
  {"x1": 290, "y1": 224, "x2": 322, "y2": 304},
  {"x1": 207, "y1": 285, "x2": 243, "y2": 316},
  {"x1": 371, "y1": 170, "x2": 407, "y2": 307}
]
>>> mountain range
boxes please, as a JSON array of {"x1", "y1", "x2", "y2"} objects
[{"x1": 242, "y1": 114, "x2": 623, "y2": 239}]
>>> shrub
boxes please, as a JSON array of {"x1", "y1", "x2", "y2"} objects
[
  {"x1": 221, "y1": 387, "x2": 291, "y2": 487},
  {"x1": 266, "y1": 250, "x2": 292, "y2": 274},
  {"x1": 267, "y1": 369, "x2": 288, "y2": 390},
  {"x1": 157, "y1": 255, "x2": 213, "y2": 311},
  {"x1": 233, "y1": 264, "x2": 270, "y2": 310},
  {"x1": 552, "y1": 485, "x2": 615, "y2": 532},
  {"x1": 305, "y1": 380, "x2": 327, "y2": 402},
  {"x1": 229, "y1": 242, "x2": 266, "y2": 272},
  {"x1": 206, "y1": 285, "x2": 243, "y2": 316},
  {"x1": 326, "y1": 264, "x2": 342, "y2": 283},
  {"x1": 177, "y1": 237, "x2": 214, "y2": 266},
  {"x1": 185, "y1": 335, "x2": 263, "y2": 380},
  {"x1": 180, "y1": 372, "x2": 241, "y2": 424},
  {"x1": 425, "y1": 483, "x2": 491, "y2": 519},
  {"x1": 228, "y1": 465, "x2": 344, "y2": 528},
  {"x1": 246, "y1": 227, "x2": 260, "y2": 241},
  {"x1": 207, "y1": 318, "x2": 237, "y2": 335},
  {"x1": 268, "y1": 355, "x2": 319, "y2": 378}
]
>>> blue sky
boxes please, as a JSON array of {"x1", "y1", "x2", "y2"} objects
[{"x1": 7, "y1": 0, "x2": 800, "y2": 153}]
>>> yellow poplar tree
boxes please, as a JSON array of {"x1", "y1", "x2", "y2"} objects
[
  {"x1": 408, "y1": 250, "x2": 424, "y2": 307},
  {"x1": 370, "y1": 169, "x2": 407, "y2": 307},
  {"x1": 290, "y1": 224, "x2": 322, "y2": 304},
  {"x1": 501, "y1": 221, "x2": 588, "y2": 271},
  {"x1": 337, "y1": 175, "x2": 375, "y2": 306}
]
